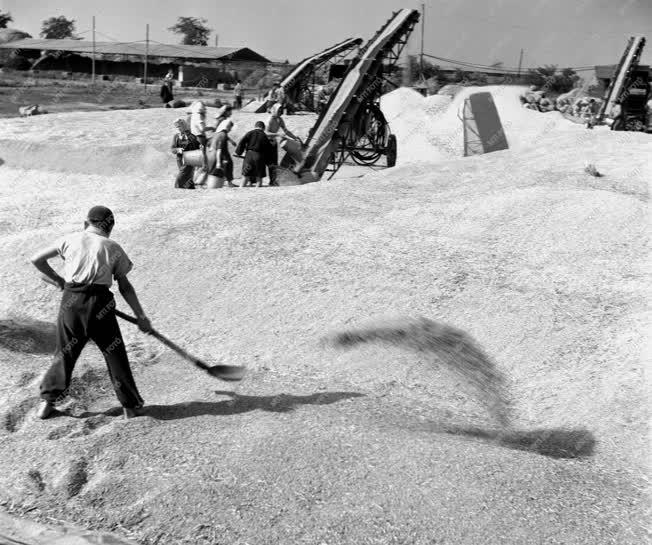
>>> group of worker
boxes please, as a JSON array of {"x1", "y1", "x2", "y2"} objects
[
  {"x1": 263, "y1": 81, "x2": 333, "y2": 114},
  {"x1": 171, "y1": 95, "x2": 299, "y2": 189}
]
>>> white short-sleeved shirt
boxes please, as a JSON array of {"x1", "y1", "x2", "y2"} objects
[{"x1": 57, "y1": 230, "x2": 133, "y2": 286}]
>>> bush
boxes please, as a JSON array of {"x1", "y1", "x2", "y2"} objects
[
  {"x1": 255, "y1": 74, "x2": 276, "y2": 90},
  {"x1": 586, "y1": 83, "x2": 601, "y2": 98},
  {"x1": 4, "y1": 54, "x2": 30, "y2": 70},
  {"x1": 242, "y1": 68, "x2": 266, "y2": 87},
  {"x1": 452, "y1": 68, "x2": 465, "y2": 83},
  {"x1": 527, "y1": 65, "x2": 579, "y2": 94},
  {"x1": 407, "y1": 55, "x2": 441, "y2": 82},
  {"x1": 467, "y1": 72, "x2": 488, "y2": 85},
  {"x1": 237, "y1": 68, "x2": 255, "y2": 83}
]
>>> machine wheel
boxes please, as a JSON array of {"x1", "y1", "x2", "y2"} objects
[
  {"x1": 386, "y1": 134, "x2": 397, "y2": 167},
  {"x1": 349, "y1": 104, "x2": 389, "y2": 165},
  {"x1": 610, "y1": 116, "x2": 624, "y2": 131}
]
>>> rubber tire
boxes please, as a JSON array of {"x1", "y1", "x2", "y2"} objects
[
  {"x1": 386, "y1": 134, "x2": 397, "y2": 168},
  {"x1": 610, "y1": 117, "x2": 624, "y2": 131}
]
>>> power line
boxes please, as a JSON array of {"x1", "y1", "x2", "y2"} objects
[
  {"x1": 93, "y1": 29, "x2": 147, "y2": 45},
  {"x1": 423, "y1": 52, "x2": 597, "y2": 73}
]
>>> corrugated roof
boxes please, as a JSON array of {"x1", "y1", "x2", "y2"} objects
[{"x1": 0, "y1": 38, "x2": 270, "y2": 63}]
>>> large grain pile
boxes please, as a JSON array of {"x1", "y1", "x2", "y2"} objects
[
  {"x1": 381, "y1": 85, "x2": 585, "y2": 161},
  {"x1": 0, "y1": 88, "x2": 649, "y2": 544}
]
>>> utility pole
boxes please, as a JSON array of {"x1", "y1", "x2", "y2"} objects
[
  {"x1": 215, "y1": 34, "x2": 219, "y2": 47},
  {"x1": 420, "y1": 3, "x2": 425, "y2": 76},
  {"x1": 144, "y1": 23, "x2": 149, "y2": 91},
  {"x1": 92, "y1": 16, "x2": 96, "y2": 84},
  {"x1": 517, "y1": 48, "x2": 524, "y2": 79}
]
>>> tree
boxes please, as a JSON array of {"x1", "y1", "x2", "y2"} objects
[
  {"x1": 40, "y1": 16, "x2": 76, "y2": 39},
  {"x1": 527, "y1": 64, "x2": 579, "y2": 94},
  {"x1": 0, "y1": 10, "x2": 13, "y2": 29},
  {"x1": 559, "y1": 67, "x2": 580, "y2": 90},
  {"x1": 168, "y1": 17, "x2": 211, "y2": 46},
  {"x1": 408, "y1": 55, "x2": 441, "y2": 81},
  {"x1": 527, "y1": 64, "x2": 557, "y2": 88}
]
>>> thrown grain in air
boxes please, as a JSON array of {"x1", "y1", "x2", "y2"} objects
[{"x1": 325, "y1": 316, "x2": 514, "y2": 428}]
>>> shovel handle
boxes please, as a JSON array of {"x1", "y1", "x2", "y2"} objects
[
  {"x1": 112, "y1": 308, "x2": 211, "y2": 372},
  {"x1": 114, "y1": 308, "x2": 138, "y2": 325},
  {"x1": 40, "y1": 275, "x2": 243, "y2": 380}
]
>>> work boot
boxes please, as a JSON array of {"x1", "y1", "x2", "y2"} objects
[
  {"x1": 123, "y1": 406, "x2": 146, "y2": 420},
  {"x1": 37, "y1": 400, "x2": 56, "y2": 420}
]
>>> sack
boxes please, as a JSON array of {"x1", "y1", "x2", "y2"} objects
[{"x1": 206, "y1": 174, "x2": 224, "y2": 189}]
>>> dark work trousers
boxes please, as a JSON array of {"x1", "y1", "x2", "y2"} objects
[
  {"x1": 268, "y1": 140, "x2": 278, "y2": 185},
  {"x1": 175, "y1": 164, "x2": 196, "y2": 189},
  {"x1": 40, "y1": 283, "x2": 144, "y2": 409}
]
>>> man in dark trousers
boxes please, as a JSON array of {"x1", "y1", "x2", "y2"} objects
[
  {"x1": 235, "y1": 121, "x2": 274, "y2": 187},
  {"x1": 160, "y1": 81, "x2": 174, "y2": 107},
  {"x1": 31, "y1": 206, "x2": 152, "y2": 420},
  {"x1": 266, "y1": 104, "x2": 299, "y2": 186},
  {"x1": 233, "y1": 80, "x2": 243, "y2": 109}
]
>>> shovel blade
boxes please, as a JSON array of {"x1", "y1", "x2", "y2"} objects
[{"x1": 207, "y1": 365, "x2": 246, "y2": 381}]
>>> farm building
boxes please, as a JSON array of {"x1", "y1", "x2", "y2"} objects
[
  {"x1": 0, "y1": 38, "x2": 271, "y2": 86},
  {"x1": 594, "y1": 64, "x2": 651, "y2": 95}
]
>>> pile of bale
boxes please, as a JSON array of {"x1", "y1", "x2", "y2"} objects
[{"x1": 519, "y1": 86, "x2": 602, "y2": 120}]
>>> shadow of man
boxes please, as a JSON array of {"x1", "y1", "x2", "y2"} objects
[
  {"x1": 121, "y1": 391, "x2": 366, "y2": 421},
  {"x1": 0, "y1": 318, "x2": 57, "y2": 354}
]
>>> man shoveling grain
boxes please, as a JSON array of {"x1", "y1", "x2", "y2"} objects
[{"x1": 30, "y1": 206, "x2": 152, "y2": 420}]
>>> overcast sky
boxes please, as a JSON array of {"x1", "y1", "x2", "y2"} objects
[{"x1": 2, "y1": 0, "x2": 651, "y2": 68}]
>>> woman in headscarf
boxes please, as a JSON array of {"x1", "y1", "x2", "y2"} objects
[
  {"x1": 171, "y1": 117, "x2": 200, "y2": 189},
  {"x1": 212, "y1": 105, "x2": 237, "y2": 146},
  {"x1": 211, "y1": 119, "x2": 236, "y2": 187}
]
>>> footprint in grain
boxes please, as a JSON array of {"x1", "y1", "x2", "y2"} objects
[
  {"x1": 46, "y1": 414, "x2": 113, "y2": 440},
  {"x1": 128, "y1": 340, "x2": 161, "y2": 367},
  {"x1": 2, "y1": 396, "x2": 40, "y2": 433}
]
